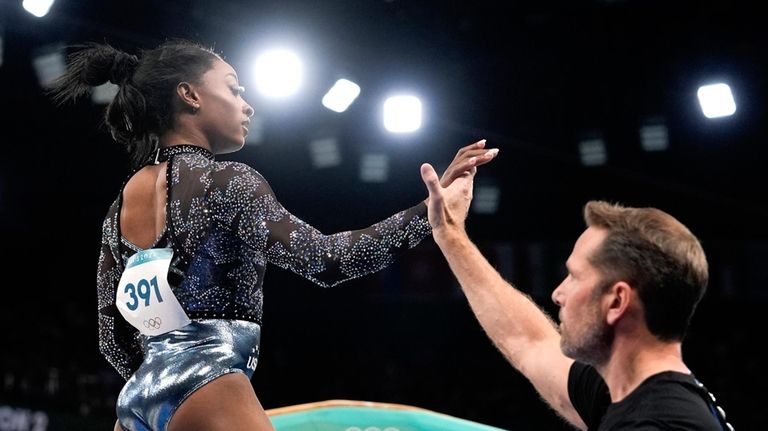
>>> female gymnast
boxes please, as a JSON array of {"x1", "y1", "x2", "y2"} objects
[{"x1": 52, "y1": 40, "x2": 497, "y2": 431}]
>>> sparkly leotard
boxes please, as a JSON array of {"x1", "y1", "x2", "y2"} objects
[{"x1": 96, "y1": 145, "x2": 432, "y2": 430}]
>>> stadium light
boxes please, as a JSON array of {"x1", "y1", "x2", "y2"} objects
[
  {"x1": 360, "y1": 154, "x2": 389, "y2": 183},
  {"x1": 23, "y1": 0, "x2": 55, "y2": 18},
  {"x1": 579, "y1": 137, "x2": 607, "y2": 166},
  {"x1": 322, "y1": 79, "x2": 360, "y2": 113},
  {"x1": 253, "y1": 49, "x2": 303, "y2": 98},
  {"x1": 383, "y1": 95, "x2": 422, "y2": 133},
  {"x1": 697, "y1": 83, "x2": 736, "y2": 119}
]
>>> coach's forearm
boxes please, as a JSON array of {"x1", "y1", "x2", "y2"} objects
[{"x1": 433, "y1": 227, "x2": 560, "y2": 368}]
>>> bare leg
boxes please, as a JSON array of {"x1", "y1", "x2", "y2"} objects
[
  {"x1": 113, "y1": 419, "x2": 123, "y2": 431},
  {"x1": 169, "y1": 373, "x2": 275, "y2": 431}
]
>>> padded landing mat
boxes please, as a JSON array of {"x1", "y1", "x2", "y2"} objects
[{"x1": 267, "y1": 400, "x2": 509, "y2": 431}]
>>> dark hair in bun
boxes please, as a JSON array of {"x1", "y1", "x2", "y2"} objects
[{"x1": 51, "y1": 40, "x2": 220, "y2": 166}]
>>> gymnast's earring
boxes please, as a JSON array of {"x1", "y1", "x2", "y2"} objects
[
  {"x1": 149, "y1": 135, "x2": 162, "y2": 165},
  {"x1": 191, "y1": 103, "x2": 200, "y2": 114}
]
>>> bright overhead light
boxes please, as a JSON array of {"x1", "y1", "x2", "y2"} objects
[
  {"x1": 322, "y1": 79, "x2": 361, "y2": 113},
  {"x1": 383, "y1": 95, "x2": 422, "y2": 133},
  {"x1": 253, "y1": 49, "x2": 303, "y2": 98},
  {"x1": 697, "y1": 83, "x2": 736, "y2": 119},
  {"x1": 23, "y1": 0, "x2": 55, "y2": 17}
]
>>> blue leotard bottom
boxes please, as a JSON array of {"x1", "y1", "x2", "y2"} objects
[{"x1": 116, "y1": 319, "x2": 261, "y2": 431}]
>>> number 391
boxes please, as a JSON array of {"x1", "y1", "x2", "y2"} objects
[{"x1": 124, "y1": 276, "x2": 164, "y2": 310}]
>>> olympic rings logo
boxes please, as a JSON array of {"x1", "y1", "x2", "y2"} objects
[{"x1": 143, "y1": 317, "x2": 163, "y2": 329}]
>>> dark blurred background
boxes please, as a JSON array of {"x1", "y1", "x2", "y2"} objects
[{"x1": 0, "y1": 0, "x2": 765, "y2": 429}]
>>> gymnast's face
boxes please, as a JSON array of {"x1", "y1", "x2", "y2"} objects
[
  {"x1": 551, "y1": 227, "x2": 614, "y2": 366},
  {"x1": 192, "y1": 59, "x2": 254, "y2": 154}
]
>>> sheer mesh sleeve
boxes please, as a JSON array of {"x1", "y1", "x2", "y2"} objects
[
  {"x1": 209, "y1": 162, "x2": 432, "y2": 288},
  {"x1": 96, "y1": 203, "x2": 143, "y2": 380}
]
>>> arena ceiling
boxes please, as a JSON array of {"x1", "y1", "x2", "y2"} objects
[{"x1": 1, "y1": 0, "x2": 766, "y2": 241}]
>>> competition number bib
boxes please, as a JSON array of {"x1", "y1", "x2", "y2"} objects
[{"x1": 116, "y1": 248, "x2": 191, "y2": 336}]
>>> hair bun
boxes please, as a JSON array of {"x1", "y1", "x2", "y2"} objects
[{"x1": 108, "y1": 51, "x2": 139, "y2": 84}]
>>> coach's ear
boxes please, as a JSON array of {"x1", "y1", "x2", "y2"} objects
[{"x1": 604, "y1": 281, "x2": 633, "y2": 326}]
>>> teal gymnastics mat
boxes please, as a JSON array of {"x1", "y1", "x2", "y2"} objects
[{"x1": 268, "y1": 400, "x2": 509, "y2": 431}]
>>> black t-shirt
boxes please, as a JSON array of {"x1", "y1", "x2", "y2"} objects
[{"x1": 568, "y1": 362, "x2": 724, "y2": 430}]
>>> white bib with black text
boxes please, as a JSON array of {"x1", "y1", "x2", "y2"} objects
[{"x1": 116, "y1": 248, "x2": 191, "y2": 336}]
